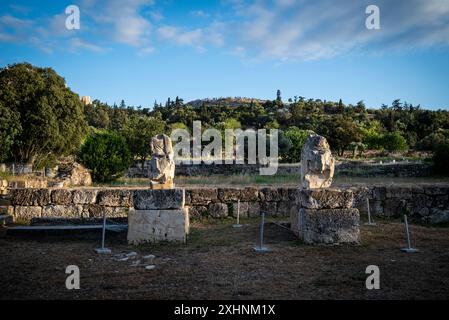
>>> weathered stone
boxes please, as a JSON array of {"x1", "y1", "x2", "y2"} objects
[
  {"x1": 384, "y1": 199, "x2": 406, "y2": 218},
  {"x1": 127, "y1": 208, "x2": 189, "y2": 244},
  {"x1": 424, "y1": 187, "x2": 449, "y2": 196},
  {"x1": 97, "y1": 190, "x2": 133, "y2": 207},
  {"x1": 188, "y1": 188, "x2": 218, "y2": 205},
  {"x1": 149, "y1": 134, "x2": 175, "y2": 187},
  {"x1": 428, "y1": 209, "x2": 449, "y2": 224},
  {"x1": 51, "y1": 189, "x2": 73, "y2": 205},
  {"x1": 52, "y1": 162, "x2": 92, "y2": 187},
  {"x1": 231, "y1": 201, "x2": 249, "y2": 218},
  {"x1": 277, "y1": 201, "x2": 297, "y2": 216},
  {"x1": 386, "y1": 186, "x2": 412, "y2": 199},
  {"x1": 240, "y1": 187, "x2": 259, "y2": 202},
  {"x1": 189, "y1": 205, "x2": 208, "y2": 218},
  {"x1": 133, "y1": 189, "x2": 184, "y2": 210},
  {"x1": 87, "y1": 205, "x2": 129, "y2": 218},
  {"x1": 260, "y1": 201, "x2": 277, "y2": 216},
  {"x1": 259, "y1": 187, "x2": 281, "y2": 202},
  {"x1": 300, "y1": 134, "x2": 335, "y2": 189},
  {"x1": 42, "y1": 205, "x2": 83, "y2": 218},
  {"x1": 208, "y1": 203, "x2": 228, "y2": 218},
  {"x1": 14, "y1": 206, "x2": 42, "y2": 221},
  {"x1": 247, "y1": 202, "x2": 261, "y2": 218},
  {"x1": 73, "y1": 189, "x2": 98, "y2": 204},
  {"x1": 291, "y1": 208, "x2": 360, "y2": 245},
  {"x1": 10, "y1": 189, "x2": 51, "y2": 206},
  {"x1": 297, "y1": 189, "x2": 354, "y2": 209},
  {"x1": 218, "y1": 188, "x2": 241, "y2": 202}
]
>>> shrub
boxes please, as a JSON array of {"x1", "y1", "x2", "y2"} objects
[
  {"x1": 78, "y1": 131, "x2": 132, "y2": 182},
  {"x1": 433, "y1": 140, "x2": 449, "y2": 175},
  {"x1": 381, "y1": 132, "x2": 408, "y2": 152}
]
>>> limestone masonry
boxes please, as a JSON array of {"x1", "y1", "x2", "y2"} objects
[{"x1": 4, "y1": 185, "x2": 449, "y2": 225}]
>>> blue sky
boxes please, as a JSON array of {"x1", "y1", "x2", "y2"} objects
[{"x1": 1, "y1": 0, "x2": 449, "y2": 109}]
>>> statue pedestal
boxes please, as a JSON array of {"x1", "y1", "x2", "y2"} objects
[
  {"x1": 127, "y1": 189, "x2": 189, "y2": 244},
  {"x1": 291, "y1": 189, "x2": 360, "y2": 245}
]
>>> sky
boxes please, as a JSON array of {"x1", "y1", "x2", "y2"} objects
[{"x1": 1, "y1": 0, "x2": 449, "y2": 110}]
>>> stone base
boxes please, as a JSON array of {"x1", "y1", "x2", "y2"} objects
[
  {"x1": 291, "y1": 208, "x2": 360, "y2": 245},
  {"x1": 127, "y1": 208, "x2": 189, "y2": 245}
]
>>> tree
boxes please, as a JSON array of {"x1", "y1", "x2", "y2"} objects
[
  {"x1": 360, "y1": 120, "x2": 384, "y2": 149},
  {"x1": 318, "y1": 115, "x2": 362, "y2": 156},
  {"x1": 0, "y1": 63, "x2": 87, "y2": 166},
  {"x1": 276, "y1": 89, "x2": 282, "y2": 103},
  {"x1": 78, "y1": 131, "x2": 131, "y2": 182},
  {"x1": 0, "y1": 101, "x2": 21, "y2": 162},
  {"x1": 282, "y1": 127, "x2": 312, "y2": 162},
  {"x1": 433, "y1": 139, "x2": 449, "y2": 175},
  {"x1": 381, "y1": 132, "x2": 408, "y2": 152},
  {"x1": 121, "y1": 115, "x2": 166, "y2": 169}
]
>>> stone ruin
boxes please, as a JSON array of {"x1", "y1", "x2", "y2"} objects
[
  {"x1": 291, "y1": 134, "x2": 360, "y2": 245},
  {"x1": 149, "y1": 134, "x2": 175, "y2": 189},
  {"x1": 127, "y1": 189, "x2": 189, "y2": 245},
  {"x1": 300, "y1": 134, "x2": 335, "y2": 189}
]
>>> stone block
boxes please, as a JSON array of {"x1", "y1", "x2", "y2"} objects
[
  {"x1": 10, "y1": 189, "x2": 51, "y2": 206},
  {"x1": 189, "y1": 205, "x2": 208, "y2": 218},
  {"x1": 386, "y1": 186, "x2": 412, "y2": 199},
  {"x1": 218, "y1": 188, "x2": 241, "y2": 202},
  {"x1": 260, "y1": 201, "x2": 277, "y2": 216},
  {"x1": 133, "y1": 189, "x2": 184, "y2": 210},
  {"x1": 86, "y1": 205, "x2": 129, "y2": 218},
  {"x1": 188, "y1": 188, "x2": 218, "y2": 205},
  {"x1": 14, "y1": 206, "x2": 42, "y2": 222},
  {"x1": 97, "y1": 190, "x2": 133, "y2": 207},
  {"x1": 51, "y1": 189, "x2": 73, "y2": 205},
  {"x1": 259, "y1": 187, "x2": 281, "y2": 202},
  {"x1": 42, "y1": 205, "x2": 83, "y2": 218},
  {"x1": 296, "y1": 189, "x2": 354, "y2": 209},
  {"x1": 240, "y1": 187, "x2": 259, "y2": 201},
  {"x1": 277, "y1": 201, "x2": 297, "y2": 216},
  {"x1": 208, "y1": 203, "x2": 228, "y2": 218},
  {"x1": 73, "y1": 189, "x2": 97, "y2": 204},
  {"x1": 231, "y1": 201, "x2": 249, "y2": 218},
  {"x1": 291, "y1": 208, "x2": 360, "y2": 245},
  {"x1": 127, "y1": 208, "x2": 189, "y2": 244}
]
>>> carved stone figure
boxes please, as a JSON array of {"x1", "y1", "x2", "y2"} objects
[
  {"x1": 300, "y1": 134, "x2": 335, "y2": 189},
  {"x1": 149, "y1": 134, "x2": 175, "y2": 189}
]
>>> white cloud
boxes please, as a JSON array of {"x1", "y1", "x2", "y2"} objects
[{"x1": 225, "y1": 0, "x2": 449, "y2": 61}]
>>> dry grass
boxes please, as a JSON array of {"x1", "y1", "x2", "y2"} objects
[{"x1": 1, "y1": 218, "x2": 449, "y2": 300}]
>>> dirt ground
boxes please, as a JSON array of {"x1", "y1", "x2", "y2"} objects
[{"x1": 1, "y1": 218, "x2": 449, "y2": 300}]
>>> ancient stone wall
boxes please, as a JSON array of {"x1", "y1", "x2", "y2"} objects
[{"x1": 5, "y1": 185, "x2": 449, "y2": 224}]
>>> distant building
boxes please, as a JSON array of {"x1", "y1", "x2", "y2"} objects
[{"x1": 81, "y1": 96, "x2": 92, "y2": 105}]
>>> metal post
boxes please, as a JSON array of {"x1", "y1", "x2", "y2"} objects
[
  {"x1": 401, "y1": 215, "x2": 418, "y2": 253},
  {"x1": 233, "y1": 200, "x2": 242, "y2": 228},
  {"x1": 253, "y1": 212, "x2": 269, "y2": 252},
  {"x1": 95, "y1": 212, "x2": 111, "y2": 254},
  {"x1": 365, "y1": 198, "x2": 376, "y2": 226}
]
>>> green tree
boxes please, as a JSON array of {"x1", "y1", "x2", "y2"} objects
[
  {"x1": 319, "y1": 116, "x2": 362, "y2": 156},
  {"x1": 282, "y1": 127, "x2": 312, "y2": 162},
  {"x1": 121, "y1": 115, "x2": 166, "y2": 169},
  {"x1": 78, "y1": 131, "x2": 131, "y2": 182},
  {"x1": 381, "y1": 132, "x2": 408, "y2": 152},
  {"x1": 0, "y1": 63, "x2": 87, "y2": 166},
  {"x1": 0, "y1": 101, "x2": 21, "y2": 162}
]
